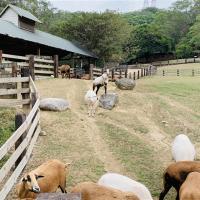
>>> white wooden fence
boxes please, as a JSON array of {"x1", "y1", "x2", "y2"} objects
[{"x1": 0, "y1": 76, "x2": 40, "y2": 200}]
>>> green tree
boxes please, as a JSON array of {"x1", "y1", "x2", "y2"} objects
[
  {"x1": 56, "y1": 11, "x2": 131, "y2": 62},
  {"x1": 125, "y1": 24, "x2": 171, "y2": 62}
]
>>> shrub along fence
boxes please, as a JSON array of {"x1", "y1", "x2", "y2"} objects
[
  {"x1": 0, "y1": 69, "x2": 40, "y2": 200},
  {"x1": 0, "y1": 50, "x2": 59, "y2": 80}
]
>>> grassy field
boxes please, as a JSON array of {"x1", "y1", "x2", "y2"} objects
[
  {"x1": 0, "y1": 108, "x2": 15, "y2": 147},
  {"x1": 6, "y1": 64, "x2": 200, "y2": 200},
  {"x1": 156, "y1": 63, "x2": 200, "y2": 76}
]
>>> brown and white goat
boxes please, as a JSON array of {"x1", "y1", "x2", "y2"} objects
[
  {"x1": 71, "y1": 182, "x2": 140, "y2": 200},
  {"x1": 16, "y1": 159, "x2": 70, "y2": 199},
  {"x1": 159, "y1": 161, "x2": 200, "y2": 200},
  {"x1": 179, "y1": 172, "x2": 200, "y2": 200},
  {"x1": 59, "y1": 64, "x2": 71, "y2": 79}
]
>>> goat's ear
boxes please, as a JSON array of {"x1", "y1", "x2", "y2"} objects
[
  {"x1": 35, "y1": 174, "x2": 44, "y2": 180},
  {"x1": 65, "y1": 162, "x2": 71, "y2": 168}
]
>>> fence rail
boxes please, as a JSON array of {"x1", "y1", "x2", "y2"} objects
[
  {"x1": 0, "y1": 50, "x2": 58, "y2": 79},
  {"x1": 0, "y1": 76, "x2": 40, "y2": 200},
  {"x1": 90, "y1": 66, "x2": 128, "y2": 81}
]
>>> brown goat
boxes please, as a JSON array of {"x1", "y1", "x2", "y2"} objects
[
  {"x1": 71, "y1": 182, "x2": 140, "y2": 200},
  {"x1": 59, "y1": 64, "x2": 71, "y2": 79},
  {"x1": 16, "y1": 159, "x2": 70, "y2": 199},
  {"x1": 159, "y1": 161, "x2": 200, "y2": 200},
  {"x1": 179, "y1": 172, "x2": 200, "y2": 200}
]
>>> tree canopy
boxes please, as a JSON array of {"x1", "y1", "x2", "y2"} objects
[{"x1": 1, "y1": 0, "x2": 200, "y2": 63}]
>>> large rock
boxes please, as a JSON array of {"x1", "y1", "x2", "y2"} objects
[
  {"x1": 40, "y1": 98, "x2": 70, "y2": 111},
  {"x1": 99, "y1": 93, "x2": 118, "y2": 110},
  {"x1": 115, "y1": 78, "x2": 136, "y2": 90}
]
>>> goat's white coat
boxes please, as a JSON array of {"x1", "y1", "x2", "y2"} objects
[
  {"x1": 98, "y1": 173, "x2": 153, "y2": 200},
  {"x1": 172, "y1": 134, "x2": 196, "y2": 161},
  {"x1": 93, "y1": 73, "x2": 109, "y2": 86},
  {"x1": 84, "y1": 90, "x2": 98, "y2": 117}
]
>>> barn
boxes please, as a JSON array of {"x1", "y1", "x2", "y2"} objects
[{"x1": 0, "y1": 4, "x2": 97, "y2": 62}]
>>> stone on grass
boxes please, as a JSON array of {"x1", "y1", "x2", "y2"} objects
[
  {"x1": 115, "y1": 78, "x2": 136, "y2": 90},
  {"x1": 99, "y1": 93, "x2": 118, "y2": 110},
  {"x1": 39, "y1": 98, "x2": 70, "y2": 111}
]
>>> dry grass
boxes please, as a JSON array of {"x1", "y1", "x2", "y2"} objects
[{"x1": 6, "y1": 73, "x2": 200, "y2": 200}]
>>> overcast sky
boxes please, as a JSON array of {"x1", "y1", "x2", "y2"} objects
[{"x1": 49, "y1": 0, "x2": 176, "y2": 12}]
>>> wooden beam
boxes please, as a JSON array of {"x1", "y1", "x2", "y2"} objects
[
  {"x1": 0, "y1": 88, "x2": 29, "y2": 96},
  {"x1": 2, "y1": 54, "x2": 28, "y2": 61},
  {"x1": 54, "y1": 55, "x2": 59, "y2": 78}
]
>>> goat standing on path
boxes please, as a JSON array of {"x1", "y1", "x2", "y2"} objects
[
  {"x1": 84, "y1": 90, "x2": 99, "y2": 117},
  {"x1": 93, "y1": 70, "x2": 109, "y2": 95}
]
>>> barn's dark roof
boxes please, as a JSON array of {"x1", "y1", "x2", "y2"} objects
[
  {"x1": 0, "y1": 4, "x2": 42, "y2": 23},
  {"x1": 0, "y1": 18, "x2": 96, "y2": 58}
]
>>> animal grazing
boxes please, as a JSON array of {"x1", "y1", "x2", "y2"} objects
[
  {"x1": 71, "y1": 181, "x2": 140, "y2": 200},
  {"x1": 84, "y1": 90, "x2": 99, "y2": 117},
  {"x1": 172, "y1": 134, "x2": 196, "y2": 162},
  {"x1": 16, "y1": 159, "x2": 70, "y2": 199},
  {"x1": 159, "y1": 161, "x2": 200, "y2": 200},
  {"x1": 179, "y1": 172, "x2": 200, "y2": 200},
  {"x1": 93, "y1": 70, "x2": 109, "y2": 95},
  {"x1": 98, "y1": 173, "x2": 153, "y2": 200},
  {"x1": 59, "y1": 64, "x2": 71, "y2": 79}
]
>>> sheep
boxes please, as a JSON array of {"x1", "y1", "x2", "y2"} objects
[
  {"x1": 84, "y1": 90, "x2": 99, "y2": 117},
  {"x1": 172, "y1": 134, "x2": 196, "y2": 162},
  {"x1": 71, "y1": 181, "x2": 140, "y2": 200},
  {"x1": 93, "y1": 70, "x2": 109, "y2": 95},
  {"x1": 159, "y1": 161, "x2": 200, "y2": 200},
  {"x1": 16, "y1": 159, "x2": 70, "y2": 199},
  {"x1": 179, "y1": 172, "x2": 200, "y2": 200},
  {"x1": 98, "y1": 173, "x2": 153, "y2": 200},
  {"x1": 59, "y1": 64, "x2": 71, "y2": 79}
]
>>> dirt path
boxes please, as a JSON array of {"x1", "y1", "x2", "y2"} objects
[{"x1": 7, "y1": 77, "x2": 199, "y2": 200}]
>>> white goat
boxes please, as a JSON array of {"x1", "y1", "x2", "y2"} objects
[
  {"x1": 98, "y1": 173, "x2": 153, "y2": 200},
  {"x1": 93, "y1": 70, "x2": 109, "y2": 95},
  {"x1": 84, "y1": 90, "x2": 99, "y2": 117},
  {"x1": 172, "y1": 134, "x2": 196, "y2": 162}
]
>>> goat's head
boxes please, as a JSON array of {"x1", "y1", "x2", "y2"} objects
[{"x1": 21, "y1": 172, "x2": 44, "y2": 193}]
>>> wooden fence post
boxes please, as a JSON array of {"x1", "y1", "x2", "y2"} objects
[
  {"x1": 125, "y1": 67, "x2": 128, "y2": 78},
  {"x1": 141, "y1": 68, "x2": 143, "y2": 77},
  {"x1": 15, "y1": 113, "x2": 26, "y2": 168},
  {"x1": 137, "y1": 70, "x2": 140, "y2": 79},
  {"x1": 21, "y1": 67, "x2": 30, "y2": 112},
  {"x1": 101, "y1": 67, "x2": 104, "y2": 74},
  {"x1": 89, "y1": 64, "x2": 93, "y2": 80},
  {"x1": 119, "y1": 69, "x2": 122, "y2": 78},
  {"x1": 12, "y1": 63, "x2": 18, "y2": 77},
  {"x1": 163, "y1": 70, "x2": 165, "y2": 76},
  {"x1": 29, "y1": 55, "x2": 35, "y2": 81},
  {"x1": 112, "y1": 69, "x2": 114, "y2": 81},
  {"x1": 54, "y1": 55, "x2": 59, "y2": 78},
  {"x1": 177, "y1": 69, "x2": 179, "y2": 76},
  {"x1": 0, "y1": 50, "x2": 2, "y2": 63},
  {"x1": 192, "y1": 69, "x2": 195, "y2": 76},
  {"x1": 133, "y1": 72, "x2": 136, "y2": 80}
]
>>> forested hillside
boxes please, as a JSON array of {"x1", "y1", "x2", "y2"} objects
[{"x1": 1, "y1": 0, "x2": 200, "y2": 63}]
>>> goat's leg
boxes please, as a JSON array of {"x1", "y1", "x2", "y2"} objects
[
  {"x1": 96, "y1": 85, "x2": 101, "y2": 95},
  {"x1": 104, "y1": 84, "x2": 107, "y2": 95},
  {"x1": 159, "y1": 182, "x2": 172, "y2": 200},
  {"x1": 68, "y1": 70, "x2": 70, "y2": 79},
  {"x1": 92, "y1": 106, "x2": 95, "y2": 117},
  {"x1": 93, "y1": 84, "x2": 96, "y2": 92},
  {"x1": 88, "y1": 104, "x2": 92, "y2": 117}
]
